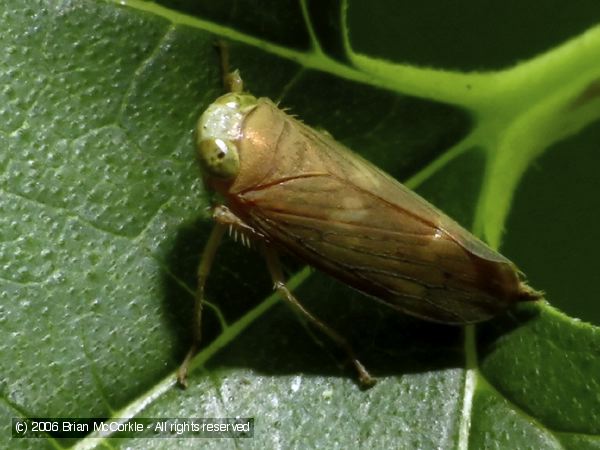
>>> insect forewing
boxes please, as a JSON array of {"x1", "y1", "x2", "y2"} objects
[{"x1": 223, "y1": 99, "x2": 532, "y2": 324}]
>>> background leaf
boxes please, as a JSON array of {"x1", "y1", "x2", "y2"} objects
[{"x1": 1, "y1": 0, "x2": 599, "y2": 449}]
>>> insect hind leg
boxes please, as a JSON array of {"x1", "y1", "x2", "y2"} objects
[{"x1": 263, "y1": 246, "x2": 376, "y2": 388}]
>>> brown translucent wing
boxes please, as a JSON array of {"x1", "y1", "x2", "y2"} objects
[{"x1": 230, "y1": 101, "x2": 523, "y2": 324}]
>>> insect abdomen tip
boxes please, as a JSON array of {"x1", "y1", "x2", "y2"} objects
[{"x1": 518, "y1": 282, "x2": 544, "y2": 302}]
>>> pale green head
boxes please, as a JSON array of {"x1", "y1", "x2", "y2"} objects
[{"x1": 196, "y1": 92, "x2": 258, "y2": 179}]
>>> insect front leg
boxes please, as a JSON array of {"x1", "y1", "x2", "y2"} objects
[
  {"x1": 216, "y1": 40, "x2": 243, "y2": 93},
  {"x1": 263, "y1": 246, "x2": 377, "y2": 388},
  {"x1": 177, "y1": 221, "x2": 226, "y2": 388},
  {"x1": 213, "y1": 204, "x2": 265, "y2": 247},
  {"x1": 177, "y1": 205, "x2": 263, "y2": 387}
]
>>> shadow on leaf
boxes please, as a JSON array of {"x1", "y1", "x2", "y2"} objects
[{"x1": 162, "y1": 221, "x2": 539, "y2": 386}]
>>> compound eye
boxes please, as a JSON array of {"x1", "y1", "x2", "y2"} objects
[{"x1": 197, "y1": 138, "x2": 240, "y2": 179}]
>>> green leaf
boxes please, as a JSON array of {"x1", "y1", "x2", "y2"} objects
[{"x1": 1, "y1": 0, "x2": 599, "y2": 448}]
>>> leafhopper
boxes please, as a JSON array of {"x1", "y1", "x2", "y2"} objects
[{"x1": 177, "y1": 50, "x2": 542, "y2": 388}]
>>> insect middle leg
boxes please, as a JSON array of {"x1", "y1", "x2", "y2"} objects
[{"x1": 263, "y1": 246, "x2": 376, "y2": 388}]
